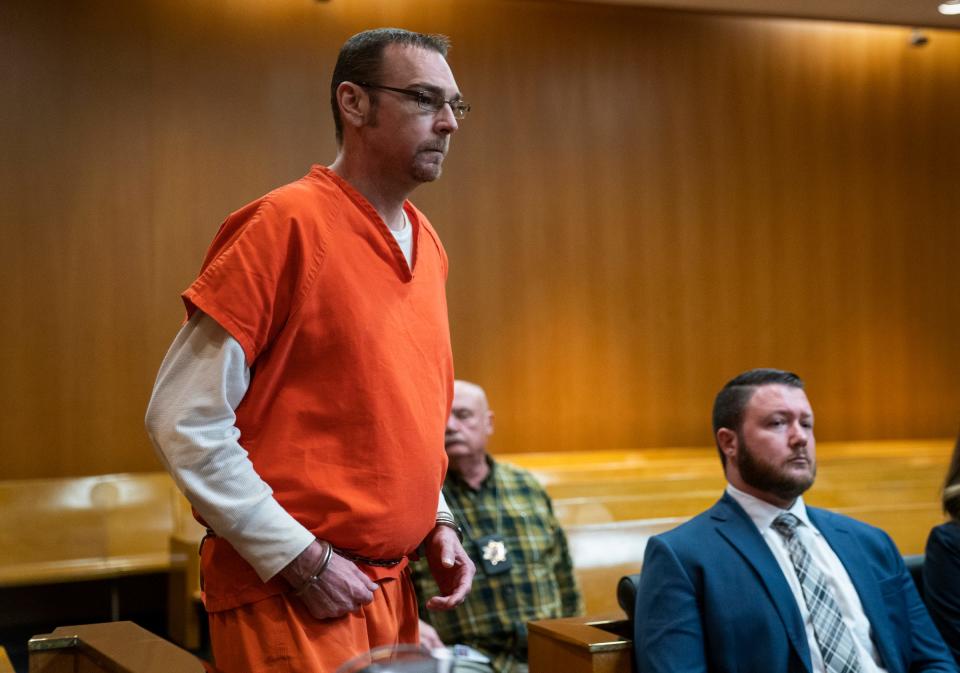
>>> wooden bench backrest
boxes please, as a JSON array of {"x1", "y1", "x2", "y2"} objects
[
  {"x1": 0, "y1": 472, "x2": 195, "y2": 586},
  {"x1": 566, "y1": 518, "x2": 683, "y2": 614},
  {"x1": 552, "y1": 480, "x2": 942, "y2": 526}
]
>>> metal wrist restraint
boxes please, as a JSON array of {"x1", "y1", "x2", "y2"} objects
[
  {"x1": 434, "y1": 511, "x2": 465, "y2": 542},
  {"x1": 294, "y1": 540, "x2": 334, "y2": 596}
]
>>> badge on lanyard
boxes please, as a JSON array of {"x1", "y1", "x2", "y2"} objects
[{"x1": 475, "y1": 534, "x2": 513, "y2": 575}]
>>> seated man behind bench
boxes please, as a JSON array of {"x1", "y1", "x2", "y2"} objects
[
  {"x1": 411, "y1": 380, "x2": 584, "y2": 673},
  {"x1": 634, "y1": 368, "x2": 956, "y2": 673}
]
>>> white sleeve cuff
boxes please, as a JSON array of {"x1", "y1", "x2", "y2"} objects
[{"x1": 437, "y1": 490, "x2": 452, "y2": 518}]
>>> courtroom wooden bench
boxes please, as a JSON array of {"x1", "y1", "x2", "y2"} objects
[
  {"x1": 515, "y1": 439, "x2": 951, "y2": 492},
  {"x1": 0, "y1": 473, "x2": 181, "y2": 587},
  {"x1": 542, "y1": 464, "x2": 946, "y2": 501},
  {"x1": 167, "y1": 507, "x2": 206, "y2": 651},
  {"x1": 552, "y1": 477, "x2": 943, "y2": 525},
  {"x1": 565, "y1": 518, "x2": 680, "y2": 614},
  {"x1": 0, "y1": 472, "x2": 205, "y2": 649}
]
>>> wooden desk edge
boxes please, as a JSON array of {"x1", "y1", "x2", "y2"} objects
[
  {"x1": 29, "y1": 621, "x2": 207, "y2": 673},
  {"x1": 529, "y1": 613, "x2": 632, "y2": 653}
]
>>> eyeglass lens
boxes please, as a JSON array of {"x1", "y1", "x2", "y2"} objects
[{"x1": 419, "y1": 92, "x2": 470, "y2": 119}]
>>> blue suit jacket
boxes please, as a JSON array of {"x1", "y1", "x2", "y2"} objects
[{"x1": 634, "y1": 493, "x2": 957, "y2": 673}]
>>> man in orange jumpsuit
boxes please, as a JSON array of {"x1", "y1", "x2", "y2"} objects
[{"x1": 145, "y1": 28, "x2": 475, "y2": 672}]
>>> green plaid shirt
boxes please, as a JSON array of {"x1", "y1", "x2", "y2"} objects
[{"x1": 410, "y1": 458, "x2": 584, "y2": 673}]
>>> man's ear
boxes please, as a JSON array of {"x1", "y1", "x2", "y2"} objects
[
  {"x1": 716, "y1": 428, "x2": 738, "y2": 463},
  {"x1": 336, "y1": 82, "x2": 367, "y2": 131},
  {"x1": 484, "y1": 411, "x2": 495, "y2": 437}
]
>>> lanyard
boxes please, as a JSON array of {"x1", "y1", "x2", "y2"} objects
[{"x1": 444, "y1": 468, "x2": 512, "y2": 575}]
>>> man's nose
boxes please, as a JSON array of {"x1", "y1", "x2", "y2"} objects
[
  {"x1": 435, "y1": 103, "x2": 459, "y2": 134},
  {"x1": 789, "y1": 421, "x2": 809, "y2": 446},
  {"x1": 446, "y1": 414, "x2": 458, "y2": 432}
]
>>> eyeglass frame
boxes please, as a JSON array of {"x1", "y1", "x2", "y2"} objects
[{"x1": 356, "y1": 82, "x2": 471, "y2": 120}]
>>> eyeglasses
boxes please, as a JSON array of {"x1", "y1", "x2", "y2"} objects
[{"x1": 357, "y1": 82, "x2": 471, "y2": 120}]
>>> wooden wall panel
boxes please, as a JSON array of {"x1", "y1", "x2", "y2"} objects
[{"x1": 1, "y1": 0, "x2": 958, "y2": 478}]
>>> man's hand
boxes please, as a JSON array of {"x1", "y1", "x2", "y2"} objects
[
  {"x1": 418, "y1": 619, "x2": 445, "y2": 650},
  {"x1": 279, "y1": 540, "x2": 379, "y2": 620},
  {"x1": 423, "y1": 524, "x2": 475, "y2": 611}
]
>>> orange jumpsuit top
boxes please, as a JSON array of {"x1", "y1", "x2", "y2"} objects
[{"x1": 183, "y1": 165, "x2": 453, "y2": 611}]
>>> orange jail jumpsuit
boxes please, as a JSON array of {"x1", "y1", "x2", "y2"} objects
[{"x1": 182, "y1": 165, "x2": 454, "y2": 672}]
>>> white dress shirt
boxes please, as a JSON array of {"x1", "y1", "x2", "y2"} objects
[{"x1": 726, "y1": 484, "x2": 889, "y2": 673}]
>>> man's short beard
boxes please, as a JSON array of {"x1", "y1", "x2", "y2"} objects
[
  {"x1": 411, "y1": 164, "x2": 441, "y2": 183},
  {"x1": 736, "y1": 432, "x2": 815, "y2": 502}
]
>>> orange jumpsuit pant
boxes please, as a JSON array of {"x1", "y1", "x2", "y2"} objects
[{"x1": 208, "y1": 572, "x2": 420, "y2": 673}]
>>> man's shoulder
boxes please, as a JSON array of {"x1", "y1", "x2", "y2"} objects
[
  {"x1": 928, "y1": 520, "x2": 960, "y2": 549},
  {"x1": 646, "y1": 497, "x2": 745, "y2": 559},
  {"x1": 806, "y1": 505, "x2": 905, "y2": 565},
  {"x1": 806, "y1": 505, "x2": 890, "y2": 539},
  {"x1": 657, "y1": 502, "x2": 727, "y2": 540},
  {"x1": 214, "y1": 167, "x2": 344, "y2": 250},
  {"x1": 256, "y1": 166, "x2": 341, "y2": 217}
]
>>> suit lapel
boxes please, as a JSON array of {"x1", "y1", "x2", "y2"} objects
[
  {"x1": 712, "y1": 494, "x2": 814, "y2": 673},
  {"x1": 807, "y1": 508, "x2": 898, "y2": 672}
]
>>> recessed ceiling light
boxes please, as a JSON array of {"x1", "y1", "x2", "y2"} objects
[{"x1": 939, "y1": 1, "x2": 960, "y2": 15}]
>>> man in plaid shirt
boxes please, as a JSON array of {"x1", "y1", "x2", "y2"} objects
[{"x1": 410, "y1": 380, "x2": 583, "y2": 673}]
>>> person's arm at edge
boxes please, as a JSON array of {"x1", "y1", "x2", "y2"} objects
[
  {"x1": 144, "y1": 311, "x2": 315, "y2": 581},
  {"x1": 419, "y1": 619, "x2": 445, "y2": 650},
  {"x1": 634, "y1": 536, "x2": 708, "y2": 673},
  {"x1": 548, "y1": 494, "x2": 584, "y2": 616},
  {"x1": 879, "y1": 529, "x2": 957, "y2": 672},
  {"x1": 421, "y1": 489, "x2": 474, "y2": 610},
  {"x1": 438, "y1": 491, "x2": 452, "y2": 519},
  {"x1": 923, "y1": 524, "x2": 960, "y2": 666}
]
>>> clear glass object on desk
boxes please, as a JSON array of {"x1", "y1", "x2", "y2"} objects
[{"x1": 335, "y1": 643, "x2": 492, "y2": 673}]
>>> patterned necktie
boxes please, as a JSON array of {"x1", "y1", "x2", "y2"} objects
[{"x1": 771, "y1": 513, "x2": 863, "y2": 673}]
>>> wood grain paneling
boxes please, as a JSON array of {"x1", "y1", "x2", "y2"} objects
[{"x1": 1, "y1": 0, "x2": 958, "y2": 478}]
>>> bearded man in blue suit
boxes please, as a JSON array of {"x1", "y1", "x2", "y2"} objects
[{"x1": 634, "y1": 368, "x2": 957, "y2": 673}]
